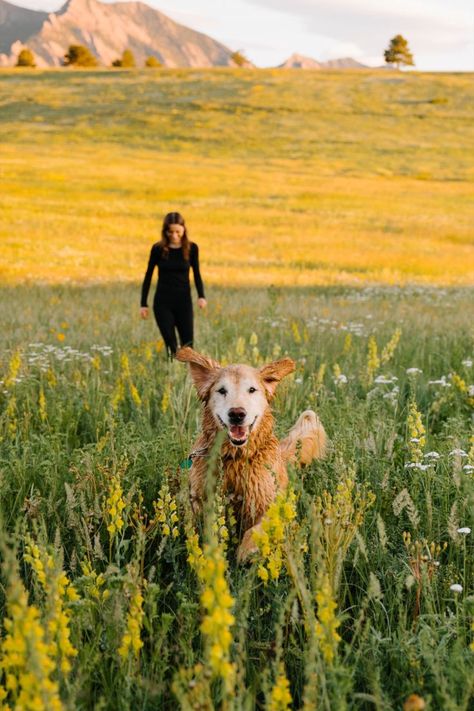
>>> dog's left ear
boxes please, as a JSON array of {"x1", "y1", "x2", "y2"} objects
[
  {"x1": 259, "y1": 357, "x2": 295, "y2": 399},
  {"x1": 176, "y1": 347, "x2": 221, "y2": 400}
]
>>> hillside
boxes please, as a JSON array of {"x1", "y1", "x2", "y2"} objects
[
  {"x1": 0, "y1": 0, "x2": 236, "y2": 67},
  {"x1": 0, "y1": 0, "x2": 47, "y2": 53},
  {"x1": 0, "y1": 68, "x2": 473, "y2": 286}
]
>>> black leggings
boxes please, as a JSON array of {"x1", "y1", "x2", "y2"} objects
[{"x1": 153, "y1": 291, "x2": 193, "y2": 357}]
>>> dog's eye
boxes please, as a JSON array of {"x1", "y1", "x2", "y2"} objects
[
  {"x1": 217, "y1": 387, "x2": 227, "y2": 396},
  {"x1": 248, "y1": 387, "x2": 257, "y2": 394}
]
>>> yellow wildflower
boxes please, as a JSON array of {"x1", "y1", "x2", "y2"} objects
[
  {"x1": 316, "y1": 476, "x2": 375, "y2": 594},
  {"x1": 291, "y1": 321, "x2": 301, "y2": 344},
  {"x1": 0, "y1": 578, "x2": 62, "y2": 711},
  {"x1": 381, "y1": 328, "x2": 401, "y2": 364},
  {"x1": 118, "y1": 573, "x2": 145, "y2": 662},
  {"x1": 152, "y1": 482, "x2": 179, "y2": 539},
  {"x1": 4, "y1": 350, "x2": 22, "y2": 389},
  {"x1": 235, "y1": 336, "x2": 246, "y2": 357},
  {"x1": 253, "y1": 488, "x2": 296, "y2": 583},
  {"x1": 314, "y1": 574, "x2": 341, "y2": 665},
  {"x1": 39, "y1": 387, "x2": 47, "y2": 423},
  {"x1": 23, "y1": 536, "x2": 78, "y2": 675},
  {"x1": 268, "y1": 663, "x2": 292, "y2": 711},
  {"x1": 407, "y1": 398, "x2": 425, "y2": 463},
  {"x1": 104, "y1": 475, "x2": 127, "y2": 538},
  {"x1": 161, "y1": 382, "x2": 171, "y2": 413},
  {"x1": 366, "y1": 336, "x2": 380, "y2": 383}
]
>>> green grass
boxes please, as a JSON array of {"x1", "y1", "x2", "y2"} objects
[
  {"x1": 0, "y1": 283, "x2": 473, "y2": 709},
  {"x1": 0, "y1": 68, "x2": 473, "y2": 286}
]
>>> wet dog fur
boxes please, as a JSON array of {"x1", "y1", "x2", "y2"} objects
[{"x1": 176, "y1": 347, "x2": 327, "y2": 561}]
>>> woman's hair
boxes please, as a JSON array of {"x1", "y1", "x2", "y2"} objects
[{"x1": 159, "y1": 212, "x2": 190, "y2": 260}]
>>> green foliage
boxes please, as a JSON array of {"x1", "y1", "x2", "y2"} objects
[
  {"x1": 16, "y1": 48, "x2": 36, "y2": 68},
  {"x1": 64, "y1": 44, "x2": 98, "y2": 67},
  {"x1": 145, "y1": 55, "x2": 162, "y2": 68},
  {"x1": 231, "y1": 50, "x2": 249, "y2": 67},
  {"x1": 384, "y1": 34, "x2": 415, "y2": 68},
  {"x1": 112, "y1": 49, "x2": 136, "y2": 68}
]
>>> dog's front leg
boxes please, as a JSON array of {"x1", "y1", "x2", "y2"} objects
[
  {"x1": 236, "y1": 521, "x2": 262, "y2": 563},
  {"x1": 189, "y1": 464, "x2": 205, "y2": 517}
]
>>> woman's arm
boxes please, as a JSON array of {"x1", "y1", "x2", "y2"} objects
[
  {"x1": 191, "y1": 243, "x2": 205, "y2": 299},
  {"x1": 140, "y1": 245, "x2": 158, "y2": 308}
]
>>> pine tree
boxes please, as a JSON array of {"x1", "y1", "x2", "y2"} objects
[{"x1": 384, "y1": 35, "x2": 414, "y2": 69}]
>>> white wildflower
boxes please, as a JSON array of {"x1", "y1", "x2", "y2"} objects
[
  {"x1": 449, "y1": 449, "x2": 467, "y2": 458},
  {"x1": 406, "y1": 368, "x2": 422, "y2": 375},
  {"x1": 449, "y1": 584, "x2": 463, "y2": 593},
  {"x1": 457, "y1": 527, "x2": 471, "y2": 535}
]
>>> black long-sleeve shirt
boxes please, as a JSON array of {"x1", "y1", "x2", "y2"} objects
[{"x1": 140, "y1": 242, "x2": 205, "y2": 307}]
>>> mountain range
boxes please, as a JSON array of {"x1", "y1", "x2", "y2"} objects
[
  {"x1": 0, "y1": 0, "x2": 238, "y2": 67},
  {"x1": 0, "y1": 0, "x2": 367, "y2": 69},
  {"x1": 279, "y1": 53, "x2": 367, "y2": 69}
]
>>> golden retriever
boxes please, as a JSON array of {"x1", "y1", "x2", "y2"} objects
[{"x1": 176, "y1": 347, "x2": 327, "y2": 560}]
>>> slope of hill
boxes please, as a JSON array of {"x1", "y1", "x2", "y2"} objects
[
  {"x1": 0, "y1": 0, "x2": 236, "y2": 67},
  {"x1": 0, "y1": 0, "x2": 47, "y2": 53}
]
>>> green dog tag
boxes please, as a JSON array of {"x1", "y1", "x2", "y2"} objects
[{"x1": 180, "y1": 458, "x2": 193, "y2": 470}]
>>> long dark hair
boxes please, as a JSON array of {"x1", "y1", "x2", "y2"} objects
[{"x1": 159, "y1": 212, "x2": 190, "y2": 261}]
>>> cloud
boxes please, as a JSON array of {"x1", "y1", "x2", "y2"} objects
[{"x1": 243, "y1": 0, "x2": 473, "y2": 51}]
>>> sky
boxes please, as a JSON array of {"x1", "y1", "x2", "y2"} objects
[{"x1": 15, "y1": 0, "x2": 474, "y2": 70}]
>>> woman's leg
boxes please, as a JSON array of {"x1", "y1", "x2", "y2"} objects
[
  {"x1": 175, "y1": 296, "x2": 194, "y2": 349},
  {"x1": 154, "y1": 300, "x2": 178, "y2": 356}
]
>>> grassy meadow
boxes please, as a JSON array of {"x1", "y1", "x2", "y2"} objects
[
  {"x1": 0, "y1": 68, "x2": 473, "y2": 286},
  {"x1": 0, "y1": 68, "x2": 473, "y2": 710}
]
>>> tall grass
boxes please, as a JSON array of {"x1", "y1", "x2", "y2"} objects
[{"x1": 0, "y1": 284, "x2": 473, "y2": 709}]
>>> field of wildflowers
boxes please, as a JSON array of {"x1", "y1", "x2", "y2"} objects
[{"x1": 0, "y1": 283, "x2": 472, "y2": 709}]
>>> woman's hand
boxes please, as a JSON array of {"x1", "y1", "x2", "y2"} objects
[
  {"x1": 197, "y1": 298, "x2": 207, "y2": 310},
  {"x1": 140, "y1": 307, "x2": 149, "y2": 319}
]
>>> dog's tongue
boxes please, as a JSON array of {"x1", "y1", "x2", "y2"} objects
[{"x1": 230, "y1": 425, "x2": 246, "y2": 440}]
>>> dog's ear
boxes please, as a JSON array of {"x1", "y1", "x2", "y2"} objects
[
  {"x1": 259, "y1": 357, "x2": 295, "y2": 399},
  {"x1": 176, "y1": 347, "x2": 221, "y2": 400}
]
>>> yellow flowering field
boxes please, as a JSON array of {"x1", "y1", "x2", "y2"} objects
[
  {"x1": 0, "y1": 68, "x2": 473, "y2": 287},
  {"x1": 0, "y1": 283, "x2": 473, "y2": 709}
]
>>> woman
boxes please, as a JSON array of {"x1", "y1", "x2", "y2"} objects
[{"x1": 140, "y1": 212, "x2": 207, "y2": 356}]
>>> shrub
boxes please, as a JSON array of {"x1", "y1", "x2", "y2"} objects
[
  {"x1": 145, "y1": 56, "x2": 162, "y2": 68},
  {"x1": 16, "y1": 48, "x2": 36, "y2": 67},
  {"x1": 64, "y1": 45, "x2": 98, "y2": 67},
  {"x1": 112, "y1": 50, "x2": 136, "y2": 68}
]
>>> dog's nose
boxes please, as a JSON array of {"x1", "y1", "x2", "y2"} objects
[{"x1": 228, "y1": 408, "x2": 246, "y2": 425}]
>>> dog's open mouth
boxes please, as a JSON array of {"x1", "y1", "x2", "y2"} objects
[
  {"x1": 229, "y1": 424, "x2": 249, "y2": 446},
  {"x1": 218, "y1": 416, "x2": 257, "y2": 446}
]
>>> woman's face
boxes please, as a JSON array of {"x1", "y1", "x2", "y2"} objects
[{"x1": 167, "y1": 223, "x2": 185, "y2": 246}]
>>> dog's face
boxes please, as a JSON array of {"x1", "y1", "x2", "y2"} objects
[
  {"x1": 208, "y1": 364, "x2": 269, "y2": 446},
  {"x1": 176, "y1": 347, "x2": 295, "y2": 448}
]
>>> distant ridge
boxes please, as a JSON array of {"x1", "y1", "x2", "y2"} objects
[
  {"x1": 0, "y1": 0, "x2": 242, "y2": 67},
  {"x1": 279, "y1": 52, "x2": 367, "y2": 69},
  {"x1": 0, "y1": 0, "x2": 47, "y2": 54}
]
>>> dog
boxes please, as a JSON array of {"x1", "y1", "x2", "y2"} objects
[{"x1": 176, "y1": 347, "x2": 327, "y2": 561}]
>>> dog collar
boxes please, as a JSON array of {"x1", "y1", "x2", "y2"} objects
[{"x1": 179, "y1": 446, "x2": 209, "y2": 469}]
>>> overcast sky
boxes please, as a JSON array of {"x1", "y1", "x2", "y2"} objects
[{"x1": 17, "y1": 0, "x2": 474, "y2": 70}]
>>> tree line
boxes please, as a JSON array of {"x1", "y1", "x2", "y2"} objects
[{"x1": 15, "y1": 36, "x2": 414, "y2": 69}]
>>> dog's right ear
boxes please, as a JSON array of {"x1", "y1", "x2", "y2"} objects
[{"x1": 176, "y1": 347, "x2": 221, "y2": 400}]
